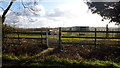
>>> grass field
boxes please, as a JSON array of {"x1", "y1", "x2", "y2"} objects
[{"x1": 5, "y1": 32, "x2": 119, "y2": 40}]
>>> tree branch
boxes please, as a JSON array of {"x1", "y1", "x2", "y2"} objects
[
  {"x1": 2, "y1": 0, "x2": 15, "y2": 24},
  {"x1": 0, "y1": 6, "x2": 5, "y2": 11},
  {"x1": 21, "y1": 0, "x2": 40, "y2": 15}
]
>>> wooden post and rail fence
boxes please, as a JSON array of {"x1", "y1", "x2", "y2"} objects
[
  {"x1": 58, "y1": 27, "x2": 120, "y2": 49},
  {"x1": 3, "y1": 27, "x2": 120, "y2": 49}
]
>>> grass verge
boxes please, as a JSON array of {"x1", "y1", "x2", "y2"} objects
[{"x1": 2, "y1": 54, "x2": 120, "y2": 67}]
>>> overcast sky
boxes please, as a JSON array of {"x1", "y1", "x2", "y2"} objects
[{"x1": 0, "y1": 0, "x2": 119, "y2": 28}]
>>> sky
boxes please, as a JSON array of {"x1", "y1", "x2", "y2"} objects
[{"x1": 0, "y1": 0, "x2": 119, "y2": 28}]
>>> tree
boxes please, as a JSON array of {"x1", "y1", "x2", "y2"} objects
[{"x1": 85, "y1": 1, "x2": 120, "y2": 25}]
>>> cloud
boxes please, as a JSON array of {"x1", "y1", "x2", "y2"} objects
[
  {"x1": 3, "y1": 0, "x2": 120, "y2": 2},
  {"x1": 4, "y1": 0, "x2": 116, "y2": 28},
  {"x1": 4, "y1": 4, "x2": 73, "y2": 28},
  {"x1": 1, "y1": 0, "x2": 71, "y2": 3}
]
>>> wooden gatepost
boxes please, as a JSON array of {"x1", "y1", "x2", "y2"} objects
[
  {"x1": 106, "y1": 24, "x2": 109, "y2": 38},
  {"x1": 46, "y1": 28, "x2": 49, "y2": 48},
  {"x1": 94, "y1": 28, "x2": 97, "y2": 47},
  {"x1": 58, "y1": 27, "x2": 63, "y2": 50}
]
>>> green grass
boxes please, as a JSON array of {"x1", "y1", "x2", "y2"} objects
[
  {"x1": 2, "y1": 54, "x2": 28, "y2": 61},
  {"x1": 63, "y1": 32, "x2": 117, "y2": 37},
  {"x1": 6, "y1": 34, "x2": 57, "y2": 39},
  {"x1": 6, "y1": 34, "x2": 43, "y2": 38},
  {"x1": 6, "y1": 33, "x2": 119, "y2": 40},
  {"x1": 2, "y1": 54, "x2": 120, "y2": 67}
]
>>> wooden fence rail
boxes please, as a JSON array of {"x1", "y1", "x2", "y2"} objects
[
  {"x1": 3, "y1": 37, "x2": 47, "y2": 39},
  {"x1": 62, "y1": 36, "x2": 120, "y2": 39},
  {"x1": 12, "y1": 31, "x2": 48, "y2": 35},
  {"x1": 62, "y1": 31, "x2": 120, "y2": 33}
]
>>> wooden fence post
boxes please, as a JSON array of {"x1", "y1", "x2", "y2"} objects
[
  {"x1": 17, "y1": 30, "x2": 20, "y2": 45},
  {"x1": 46, "y1": 29, "x2": 49, "y2": 48},
  {"x1": 41, "y1": 30, "x2": 43, "y2": 45},
  {"x1": 106, "y1": 24, "x2": 109, "y2": 38},
  {"x1": 95, "y1": 28, "x2": 97, "y2": 47},
  {"x1": 58, "y1": 27, "x2": 62, "y2": 50}
]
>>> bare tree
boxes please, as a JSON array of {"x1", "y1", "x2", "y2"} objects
[{"x1": 1, "y1": 0, "x2": 38, "y2": 24}]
